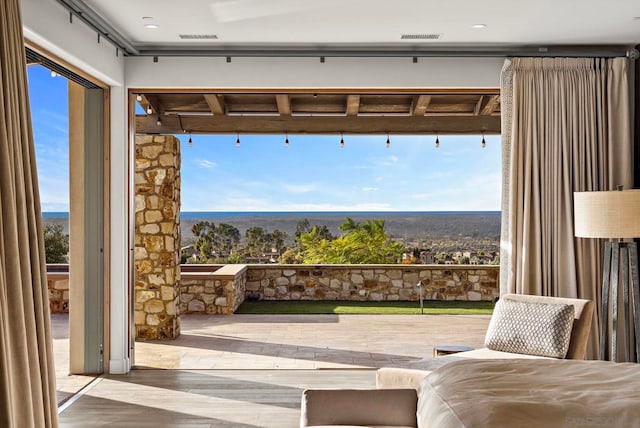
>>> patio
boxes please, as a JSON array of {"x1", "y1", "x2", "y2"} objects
[{"x1": 55, "y1": 312, "x2": 490, "y2": 426}]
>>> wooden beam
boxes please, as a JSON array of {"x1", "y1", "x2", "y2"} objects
[
  {"x1": 136, "y1": 114, "x2": 500, "y2": 135},
  {"x1": 480, "y1": 95, "x2": 500, "y2": 115},
  {"x1": 275, "y1": 94, "x2": 291, "y2": 115},
  {"x1": 412, "y1": 95, "x2": 432, "y2": 116},
  {"x1": 473, "y1": 96, "x2": 484, "y2": 116},
  {"x1": 140, "y1": 94, "x2": 161, "y2": 115},
  {"x1": 346, "y1": 95, "x2": 360, "y2": 116},
  {"x1": 203, "y1": 94, "x2": 226, "y2": 115}
]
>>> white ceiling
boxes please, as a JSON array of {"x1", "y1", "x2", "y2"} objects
[{"x1": 84, "y1": 0, "x2": 640, "y2": 49}]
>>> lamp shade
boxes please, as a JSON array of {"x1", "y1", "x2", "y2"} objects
[{"x1": 574, "y1": 190, "x2": 640, "y2": 238}]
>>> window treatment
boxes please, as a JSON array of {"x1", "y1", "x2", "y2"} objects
[
  {"x1": 500, "y1": 57, "x2": 632, "y2": 359},
  {"x1": 0, "y1": 0, "x2": 59, "y2": 426}
]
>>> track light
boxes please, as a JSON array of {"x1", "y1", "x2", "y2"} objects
[
  {"x1": 435, "y1": 134, "x2": 440, "y2": 148},
  {"x1": 156, "y1": 115, "x2": 162, "y2": 126},
  {"x1": 386, "y1": 133, "x2": 391, "y2": 148},
  {"x1": 146, "y1": 107, "x2": 153, "y2": 115},
  {"x1": 340, "y1": 133, "x2": 345, "y2": 148},
  {"x1": 481, "y1": 132, "x2": 486, "y2": 148},
  {"x1": 285, "y1": 133, "x2": 290, "y2": 148},
  {"x1": 136, "y1": 94, "x2": 142, "y2": 102},
  {"x1": 236, "y1": 133, "x2": 241, "y2": 147},
  {"x1": 188, "y1": 133, "x2": 193, "y2": 147}
]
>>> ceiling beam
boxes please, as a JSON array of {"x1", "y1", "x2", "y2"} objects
[
  {"x1": 346, "y1": 95, "x2": 361, "y2": 116},
  {"x1": 480, "y1": 95, "x2": 500, "y2": 115},
  {"x1": 204, "y1": 94, "x2": 226, "y2": 115},
  {"x1": 473, "y1": 96, "x2": 485, "y2": 116},
  {"x1": 140, "y1": 94, "x2": 161, "y2": 114},
  {"x1": 136, "y1": 115, "x2": 500, "y2": 135},
  {"x1": 275, "y1": 95, "x2": 291, "y2": 115},
  {"x1": 412, "y1": 95, "x2": 432, "y2": 116}
]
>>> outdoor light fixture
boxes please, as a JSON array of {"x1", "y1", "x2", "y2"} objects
[
  {"x1": 340, "y1": 133, "x2": 345, "y2": 148},
  {"x1": 50, "y1": 70, "x2": 57, "y2": 78},
  {"x1": 188, "y1": 133, "x2": 193, "y2": 147},
  {"x1": 285, "y1": 133, "x2": 290, "y2": 148},
  {"x1": 435, "y1": 134, "x2": 440, "y2": 148},
  {"x1": 574, "y1": 187, "x2": 640, "y2": 362},
  {"x1": 481, "y1": 132, "x2": 486, "y2": 148},
  {"x1": 386, "y1": 133, "x2": 391, "y2": 148},
  {"x1": 156, "y1": 116, "x2": 162, "y2": 126},
  {"x1": 136, "y1": 94, "x2": 142, "y2": 102},
  {"x1": 236, "y1": 133, "x2": 241, "y2": 147},
  {"x1": 146, "y1": 107, "x2": 153, "y2": 115}
]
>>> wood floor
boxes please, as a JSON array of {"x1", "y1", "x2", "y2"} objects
[
  {"x1": 58, "y1": 369, "x2": 376, "y2": 427},
  {"x1": 54, "y1": 313, "x2": 490, "y2": 426}
]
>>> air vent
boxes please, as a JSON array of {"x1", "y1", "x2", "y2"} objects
[
  {"x1": 179, "y1": 34, "x2": 219, "y2": 40},
  {"x1": 401, "y1": 34, "x2": 441, "y2": 40}
]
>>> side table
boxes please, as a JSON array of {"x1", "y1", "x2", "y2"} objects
[{"x1": 432, "y1": 345, "x2": 474, "y2": 358}]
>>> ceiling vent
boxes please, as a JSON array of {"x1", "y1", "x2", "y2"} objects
[
  {"x1": 401, "y1": 34, "x2": 441, "y2": 40},
  {"x1": 179, "y1": 34, "x2": 219, "y2": 40}
]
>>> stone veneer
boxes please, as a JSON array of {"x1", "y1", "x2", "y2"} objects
[
  {"x1": 47, "y1": 272, "x2": 69, "y2": 313},
  {"x1": 245, "y1": 265, "x2": 499, "y2": 302},
  {"x1": 134, "y1": 135, "x2": 181, "y2": 340},
  {"x1": 180, "y1": 265, "x2": 247, "y2": 314},
  {"x1": 46, "y1": 264, "x2": 499, "y2": 316}
]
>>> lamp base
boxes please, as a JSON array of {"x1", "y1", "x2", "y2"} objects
[{"x1": 601, "y1": 241, "x2": 640, "y2": 362}]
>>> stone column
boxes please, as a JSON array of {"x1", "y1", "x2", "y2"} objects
[{"x1": 134, "y1": 135, "x2": 181, "y2": 340}]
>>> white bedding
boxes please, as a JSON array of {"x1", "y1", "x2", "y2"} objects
[{"x1": 418, "y1": 359, "x2": 640, "y2": 428}]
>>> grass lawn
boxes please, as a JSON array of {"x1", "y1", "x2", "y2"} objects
[{"x1": 236, "y1": 300, "x2": 494, "y2": 315}]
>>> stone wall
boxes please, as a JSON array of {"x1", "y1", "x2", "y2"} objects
[
  {"x1": 180, "y1": 265, "x2": 247, "y2": 315},
  {"x1": 134, "y1": 135, "x2": 181, "y2": 340},
  {"x1": 47, "y1": 272, "x2": 69, "y2": 313},
  {"x1": 244, "y1": 265, "x2": 499, "y2": 302}
]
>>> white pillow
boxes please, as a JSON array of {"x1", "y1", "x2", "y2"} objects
[{"x1": 484, "y1": 298, "x2": 575, "y2": 358}]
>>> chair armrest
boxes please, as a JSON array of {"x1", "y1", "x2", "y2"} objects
[{"x1": 300, "y1": 388, "x2": 418, "y2": 427}]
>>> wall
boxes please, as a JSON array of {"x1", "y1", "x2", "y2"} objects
[
  {"x1": 125, "y1": 57, "x2": 503, "y2": 89},
  {"x1": 245, "y1": 265, "x2": 499, "y2": 302},
  {"x1": 180, "y1": 265, "x2": 247, "y2": 315},
  {"x1": 47, "y1": 273, "x2": 69, "y2": 313},
  {"x1": 134, "y1": 135, "x2": 181, "y2": 340}
]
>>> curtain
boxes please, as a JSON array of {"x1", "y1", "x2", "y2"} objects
[
  {"x1": 0, "y1": 0, "x2": 59, "y2": 426},
  {"x1": 501, "y1": 57, "x2": 632, "y2": 359}
]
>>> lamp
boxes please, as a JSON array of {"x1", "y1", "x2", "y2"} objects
[{"x1": 574, "y1": 188, "x2": 640, "y2": 362}]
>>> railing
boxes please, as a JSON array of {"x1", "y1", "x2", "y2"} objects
[{"x1": 47, "y1": 263, "x2": 500, "y2": 314}]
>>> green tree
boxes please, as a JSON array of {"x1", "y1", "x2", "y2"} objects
[
  {"x1": 214, "y1": 223, "x2": 241, "y2": 254},
  {"x1": 300, "y1": 217, "x2": 404, "y2": 264},
  {"x1": 245, "y1": 226, "x2": 270, "y2": 257},
  {"x1": 269, "y1": 229, "x2": 288, "y2": 254},
  {"x1": 192, "y1": 221, "x2": 216, "y2": 262},
  {"x1": 43, "y1": 224, "x2": 69, "y2": 263}
]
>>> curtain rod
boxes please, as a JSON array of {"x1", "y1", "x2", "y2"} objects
[{"x1": 137, "y1": 46, "x2": 638, "y2": 59}]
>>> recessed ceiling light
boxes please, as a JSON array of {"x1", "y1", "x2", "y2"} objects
[
  {"x1": 472, "y1": 24, "x2": 487, "y2": 29},
  {"x1": 145, "y1": 23, "x2": 159, "y2": 29}
]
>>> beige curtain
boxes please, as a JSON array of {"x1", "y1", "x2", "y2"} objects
[
  {"x1": 0, "y1": 0, "x2": 59, "y2": 426},
  {"x1": 501, "y1": 57, "x2": 632, "y2": 359}
]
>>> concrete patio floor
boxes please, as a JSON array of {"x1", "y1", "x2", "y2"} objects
[
  {"x1": 134, "y1": 313, "x2": 491, "y2": 369},
  {"x1": 55, "y1": 312, "x2": 490, "y2": 426}
]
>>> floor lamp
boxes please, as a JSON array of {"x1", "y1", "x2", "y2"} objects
[{"x1": 574, "y1": 189, "x2": 640, "y2": 363}]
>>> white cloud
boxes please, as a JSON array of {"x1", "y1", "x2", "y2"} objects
[
  {"x1": 197, "y1": 159, "x2": 217, "y2": 169},
  {"x1": 362, "y1": 187, "x2": 378, "y2": 192}
]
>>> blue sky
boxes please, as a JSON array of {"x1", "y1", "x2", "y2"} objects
[{"x1": 28, "y1": 64, "x2": 501, "y2": 212}]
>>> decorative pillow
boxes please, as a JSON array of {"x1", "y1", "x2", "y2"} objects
[{"x1": 484, "y1": 298, "x2": 575, "y2": 358}]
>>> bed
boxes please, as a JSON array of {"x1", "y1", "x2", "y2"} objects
[{"x1": 418, "y1": 359, "x2": 640, "y2": 428}]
